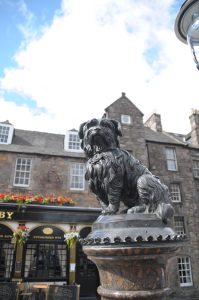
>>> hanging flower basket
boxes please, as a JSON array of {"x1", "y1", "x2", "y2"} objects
[
  {"x1": 11, "y1": 225, "x2": 29, "y2": 249},
  {"x1": 64, "y1": 232, "x2": 79, "y2": 248}
]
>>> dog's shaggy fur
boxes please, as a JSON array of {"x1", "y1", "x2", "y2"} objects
[{"x1": 79, "y1": 118, "x2": 174, "y2": 223}]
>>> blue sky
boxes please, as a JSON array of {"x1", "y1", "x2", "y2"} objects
[
  {"x1": 0, "y1": 0, "x2": 198, "y2": 134},
  {"x1": 0, "y1": 1, "x2": 60, "y2": 74}
]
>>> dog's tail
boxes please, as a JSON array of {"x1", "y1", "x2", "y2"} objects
[{"x1": 156, "y1": 203, "x2": 174, "y2": 224}]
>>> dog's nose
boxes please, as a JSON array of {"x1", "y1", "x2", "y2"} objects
[{"x1": 94, "y1": 127, "x2": 101, "y2": 132}]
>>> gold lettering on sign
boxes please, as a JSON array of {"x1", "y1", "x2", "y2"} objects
[
  {"x1": 0, "y1": 212, "x2": 5, "y2": 219},
  {"x1": 0, "y1": 211, "x2": 14, "y2": 219},
  {"x1": 7, "y1": 212, "x2": 14, "y2": 219}
]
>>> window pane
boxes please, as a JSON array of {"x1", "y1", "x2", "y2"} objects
[
  {"x1": 68, "y1": 133, "x2": 81, "y2": 150},
  {"x1": 178, "y1": 257, "x2": 193, "y2": 287},
  {"x1": 0, "y1": 241, "x2": 15, "y2": 279},
  {"x1": 167, "y1": 160, "x2": 176, "y2": 171},
  {"x1": 170, "y1": 184, "x2": 181, "y2": 202},
  {"x1": 14, "y1": 158, "x2": 32, "y2": 187},
  {"x1": 70, "y1": 164, "x2": 85, "y2": 190},
  {"x1": 0, "y1": 126, "x2": 10, "y2": 143},
  {"x1": 23, "y1": 243, "x2": 68, "y2": 280},
  {"x1": 166, "y1": 148, "x2": 177, "y2": 171},
  {"x1": 193, "y1": 160, "x2": 199, "y2": 178},
  {"x1": 174, "y1": 216, "x2": 185, "y2": 235}
]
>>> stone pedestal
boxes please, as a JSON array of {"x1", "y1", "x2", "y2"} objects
[{"x1": 82, "y1": 214, "x2": 180, "y2": 300}]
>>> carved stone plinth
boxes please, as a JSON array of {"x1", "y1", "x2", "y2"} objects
[{"x1": 82, "y1": 214, "x2": 180, "y2": 300}]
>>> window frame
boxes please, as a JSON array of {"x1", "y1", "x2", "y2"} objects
[
  {"x1": 70, "y1": 163, "x2": 85, "y2": 191},
  {"x1": 13, "y1": 157, "x2": 32, "y2": 187},
  {"x1": 64, "y1": 131, "x2": 82, "y2": 152},
  {"x1": 178, "y1": 256, "x2": 193, "y2": 287},
  {"x1": 174, "y1": 216, "x2": 186, "y2": 236},
  {"x1": 121, "y1": 114, "x2": 131, "y2": 125},
  {"x1": 170, "y1": 183, "x2": 181, "y2": 203},
  {"x1": 0, "y1": 240, "x2": 15, "y2": 281},
  {"x1": 22, "y1": 241, "x2": 69, "y2": 282},
  {"x1": 193, "y1": 160, "x2": 199, "y2": 178},
  {"x1": 0, "y1": 123, "x2": 14, "y2": 145},
  {"x1": 165, "y1": 147, "x2": 178, "y2": 171}
]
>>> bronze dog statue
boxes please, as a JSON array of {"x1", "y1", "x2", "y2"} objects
[{"x1": 79, "y1": 118, "x2": 174, "y2": 223}]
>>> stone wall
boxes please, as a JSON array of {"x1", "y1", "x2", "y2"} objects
[
  {"x1": 0, "y1": 152, "x2": 99, "y2": 208},
  {"x1": 104, "y1": 93, "x2": 148, "y2": 166},
  {"x1": 147, "y1": 141, "x2": 199, "y2": 298}
]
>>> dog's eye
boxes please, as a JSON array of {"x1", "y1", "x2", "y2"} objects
[{"x1": 89, "y1": 119, "x2": 99, "y2": 127}]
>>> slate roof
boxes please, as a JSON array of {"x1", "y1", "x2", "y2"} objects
[
  {"x1": 0, "y1": 125, "x2": 194, "y2": 156},
  {"x1": 144, "y1": 127, "x2": 187, "y2": 146},
  {"x1": 0, "y1": 128, "x2": 85, "y2": 157}
]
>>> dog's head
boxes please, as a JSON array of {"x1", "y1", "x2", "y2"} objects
[{"x1": 78, "y1": 118, "x2": 122, "y2": 157}]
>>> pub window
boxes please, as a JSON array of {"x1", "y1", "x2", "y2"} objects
[
  {"x1": 22, "y1": 242, "x2": 69, "y2": 281},
  {"x1": 170, "y1": 184, "x2": 181, "y2": 202},
  {"x1": 178, "y1": 256, "x2": 193, "y2": 287},
  {"x1": 174, "y1": 216, "x2": 186, "y2": 235},
  {"x1": 13, "y1": 158, "x2": 32, "y2": 187},
  {"x1": 193, "y1": 160, "x2": 199, "y2": 178},
  {"x1": 165, "y1": 147, "x2": 178, "y2": 171},
  {"x1": 0, "y1": 241, "x2": 15, "y2": 280},
  {"x1": 70, "y1": 163, "x2": 85, "y2": 190}
]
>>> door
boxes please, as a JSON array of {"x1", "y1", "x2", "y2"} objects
[{"x1": 76, "y1": 227, "x2": 100, "y2": 299}]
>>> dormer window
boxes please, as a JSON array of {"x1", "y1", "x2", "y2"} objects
[
  {"x1": 0, "y1": 121, "x2": 14, "y2": 145},
  {"x1": 121, "y1": 114, "x2": 131, "y2": 125},
  {"x1": 64, "y1": 130, "x2": 82, "y2": 152}
]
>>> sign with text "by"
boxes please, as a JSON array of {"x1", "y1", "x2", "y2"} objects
[{"x1": 0, "y1": 211, "x2": 14, "y2": 220}]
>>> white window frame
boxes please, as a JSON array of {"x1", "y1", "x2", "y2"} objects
[
  {"x1": 193, "y1": 160, "x2": 199, "y2": 178},
  {"x1": 13, "y1": 158, "x2": 32, "y2": 187},
  {"x1": 64, "y1": 131, "x2": 82, "y2": 152},
  {"x1": 0, "y1": 123, "x2": 14, "y2": 145},
  {"x1": 178, "y1": 256, "x2": 193, "y2": 287},
  {"x1": 165, "y1": 147, "x2": 178, "y2": 171},
  {"x1": 170, "y1": 183, "x2": 181, "y2": 203},
  {"x1": 70, "y1": 163, "x2": 85, "y2": 191},
  {"x1": 121, "y1": 114, "x2": 131, "y2": 125},
  {"x1": 174, "y1": 216, "x2": 185, "y2": 235}
]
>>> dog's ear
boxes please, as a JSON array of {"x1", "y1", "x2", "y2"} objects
[
  {"x1": 78, "y1": 122, "x2": 86, "y2": 140},
  {"x1": 110, "y1": 119, "x2": 122, "y2": 137},
  {"x1": 78, "y1": 122, "x2": 87, "y2": 150}
]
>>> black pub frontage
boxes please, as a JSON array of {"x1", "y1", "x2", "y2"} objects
[{"x1": 0, "y1": 203, "x2": 101, "y2": 300}]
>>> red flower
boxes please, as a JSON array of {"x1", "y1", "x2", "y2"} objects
[
  {"x1": 17, "y1": 225, "x2": 29, "y2": 231},
  {"x1": 0, "y1": 193, "x2": 74, "y2": 206}
]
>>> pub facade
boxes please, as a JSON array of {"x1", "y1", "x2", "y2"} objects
[{"x1": 0, "y1": 204, "x2": 101, "y2": 299}]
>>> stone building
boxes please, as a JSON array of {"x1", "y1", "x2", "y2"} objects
[{"x1": 0, "y1": 92, "x2": 199, "y2": 299}]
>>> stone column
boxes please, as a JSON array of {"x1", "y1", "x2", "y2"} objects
[{"x1": 82, "y1": 214, "x2": 180, "y2": 300}]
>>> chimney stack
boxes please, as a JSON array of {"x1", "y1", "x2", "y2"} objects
[
  {"x1": 190, "y1": 109, "x2": 199, "y2": 146},
  {"x1": 145, "y1": 113, "x2": 162, "y2": 132}
]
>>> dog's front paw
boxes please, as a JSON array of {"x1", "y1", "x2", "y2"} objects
[
  {"x1": 102, "y1": 204, "x2": 119, "y2": 215},
  {"x1": 127, "y1": 205, "x2": 146, "y2": 214}
]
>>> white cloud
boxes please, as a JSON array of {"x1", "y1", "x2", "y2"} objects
[
  {"x1": 0, "y1": 0, "x2": 198, "y2": 134},
  {"x1": 0, "y1": 97, "x2": 59, "y2": 133}
]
